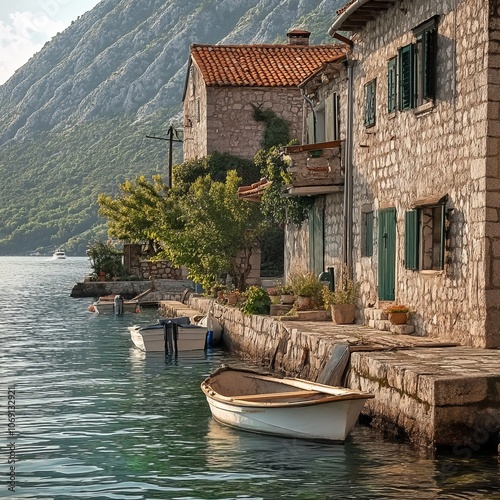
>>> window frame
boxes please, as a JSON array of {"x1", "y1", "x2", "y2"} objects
[
  {"x1": 405, "y1": 194, "x2": 447, "y2": 271},
  {"x1": 397, "y1": 16, "x2": 438, "y2": 112},
  {"x1": 387, "y1": 57, "x2": 397, "y2": 114},
  {"x1": 364, "y1": 79, "x2": 376, "y2": 128}
]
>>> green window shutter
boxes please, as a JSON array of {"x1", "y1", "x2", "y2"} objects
[
  {"x1": 405, "y1": 210, "x2": 419, "y2": 270},
  {"x1": 399, "y1": 44, "x2": 415, "y2": 110},
  {"x1": 365, "y1": 211, "x2": 374, "y2": 257},
  {"x1": 364, "y1": 80, "x2": 376, "y2": 127},
  {"x1": 387, "y1": 58, "x2": 397, "y2": 113}
]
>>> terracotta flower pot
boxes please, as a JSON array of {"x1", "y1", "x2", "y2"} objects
[
  {"x1": 296, "y1": 296, "x2": 312, "y2": 310},
  {"x1": 389, "y1": 312, "x2": 408, "y2": 324},
  {"x1": 280, "y1": 294, "x2": 295, "y2": 305},
  {"x1": 226, "y1": 293, "x2": 238, "y2": 305},
  {"x1": 330, "y1": 303, "x2": 355, "y2": 324}
]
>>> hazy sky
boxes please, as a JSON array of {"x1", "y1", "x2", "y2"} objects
[{"x1": 0, "y1": 0, "x2": 102, "y2": 84}]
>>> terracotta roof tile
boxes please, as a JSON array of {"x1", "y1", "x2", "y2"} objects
[
  {"x1": 190, "y1": 43, "x2": 348, "y2": 88},
  {"x1": 337, "y1": 0, "x2": 356, "y2": 16}
]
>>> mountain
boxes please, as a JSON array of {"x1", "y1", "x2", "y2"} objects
[{"x1": 0, "y1": 0, "x2": 343, "y2": 256}]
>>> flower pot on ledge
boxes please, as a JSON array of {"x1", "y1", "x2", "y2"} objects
[
  {"x1": 280, "y1": 294, "x2": 295, "y2": 305},
  {"x1": 330, "y1": 303, "x2": 355, "y2": 324},
  {"x1": 388, "y1": 312, "x2": 408, "y2": 325}
]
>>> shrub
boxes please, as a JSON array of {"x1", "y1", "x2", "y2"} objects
[{"x1": 241, "y1": 286, "x2": 271, "y2": 316}]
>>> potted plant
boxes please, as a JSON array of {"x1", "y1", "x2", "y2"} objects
[
  {"x1": 267, "y1": 287, "x2": 281, "y2": 304},
  {"x1": 289, "y1": 271, "x2": 324, "y2": 310},
  {"x1": 276, "y1": 283, "x2": 295, "y2": 304},
  {"x1": 383, "y1": 304, "x2": 411, "y2": 325},
  {"x1": 322, "y1": 269, "x2": 360, "y2": 324}
]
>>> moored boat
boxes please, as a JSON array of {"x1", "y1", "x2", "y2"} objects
[
  {"x1": 128, "y1": 317, "x2": 210, "y2": 353},
  {"x1": 201, "y1": 365, "x2": 374, "y2": 443},
  {"x1": 90, "y1": 295, "x2": 140, "y2": 314}
]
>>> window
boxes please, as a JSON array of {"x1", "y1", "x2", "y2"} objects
[
  {"x1": 361, "y1": 207, "x2": 374, "y2": 257},
  {"x1": 306, "y1": 93, "x2": 340, "y2": 143},
  {"x1": 364, "y1": 79, "x2": 376, "y2": 127},
  {"x1": 399, "y1": 16, "x2": 438, "y2": 111},
  {"x1": 387, "y1": 58, "x2": 397, "y2": 113},
  {"x1": 190, "y1": 66, "x2": 195, "y2": 97},
  {"x1": 405, "y1": 195, "x2": 447, "y2": 271}
]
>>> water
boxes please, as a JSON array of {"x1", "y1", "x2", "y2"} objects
[{"x1": 0, "y1": 257, "x2": 499, "y2": 499}]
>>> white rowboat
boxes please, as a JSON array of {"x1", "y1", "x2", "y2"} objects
[{"x1": 201, "y1": 365, "x2": 374, "y2": 443}]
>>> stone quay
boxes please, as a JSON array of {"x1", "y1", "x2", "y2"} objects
[{"x1": 160, "y1": 296, "x2": 500, "y2": 454}]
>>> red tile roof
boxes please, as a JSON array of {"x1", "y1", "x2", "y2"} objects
[{"x1": 190, "y1": 43, "x2": 348, "y2": 88}]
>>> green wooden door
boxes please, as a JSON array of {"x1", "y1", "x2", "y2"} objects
[
  {"x1": 309, "y1": 206, "x2": 324, "y2": 276},
  {"x1": 378, "y1": 208, "x2": 396, "y2": 301}
]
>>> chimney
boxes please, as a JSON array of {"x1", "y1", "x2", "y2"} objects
[{"x1": 287, "y1": 29, "x2": 311, "y2": 46}]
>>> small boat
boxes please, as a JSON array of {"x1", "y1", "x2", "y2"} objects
[
  {"x1": 90, "y1": 295, "x2": 140, "y2": 314},
  {"x1": 201, "y1": 365, "x2": 374, "y2": 443},
  {"x1": 52, "y1": 249, "x2": 66, "y2": 259},
  {"x1": 128, "y1": 317, "x2": 210, "y2": 353}
]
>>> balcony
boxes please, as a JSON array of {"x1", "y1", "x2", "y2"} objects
[{"x1": 281, "y1": 140, "x2": 344, "y2": 197}]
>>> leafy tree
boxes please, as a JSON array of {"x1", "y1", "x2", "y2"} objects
[
  {"x1": 97, "y1": 175, "x2": 171, "y2": 256},
  {"x1": 159, "y1": 170, "x2": 265, "y2": 291}
]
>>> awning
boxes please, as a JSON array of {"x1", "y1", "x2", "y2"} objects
[{"x1": 411, "y1": 194, "x2": 448, "y2": 208}]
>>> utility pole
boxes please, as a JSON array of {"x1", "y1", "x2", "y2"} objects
[{"x1": 146, "y1": 126, "x2": 183, "y2": 188}]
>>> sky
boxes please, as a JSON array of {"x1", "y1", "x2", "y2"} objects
[{"x1": 0, "y1": 0, "x2": 102, "y2": 84}]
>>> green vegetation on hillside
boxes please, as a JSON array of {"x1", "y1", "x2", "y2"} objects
[{"x1": 0, "y1": 113, "x2": 176, "y2": 255}]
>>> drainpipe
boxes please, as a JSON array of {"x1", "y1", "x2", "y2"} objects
[
  {"x1": 301, "y1": 88, "x2": 316, "y2": 143},
  {"x1": 344, "y1": 58, "x2": 355, "y2": 276}
]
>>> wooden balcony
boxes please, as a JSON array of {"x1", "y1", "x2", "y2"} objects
[{"x1": 281, "y1": 140, "x2": 344, "y2": 196}]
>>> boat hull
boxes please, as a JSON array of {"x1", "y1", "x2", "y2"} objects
[
  {"x1": 205, "y1": 395, "x2": 367, "y2": 443},
  {"x1": 201, "y1": 366, "x2": 374, "y2": 443},
  {"x1": 93, "y1": 300, "x2": 139, "y2": 314},
  {"x1": 128, "y1": 324, "x2": 208, "y2": 352}
]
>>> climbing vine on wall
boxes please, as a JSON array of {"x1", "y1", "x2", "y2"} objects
[{"x1": 251, "y1": 104, "x2": 291, "y2": 150}]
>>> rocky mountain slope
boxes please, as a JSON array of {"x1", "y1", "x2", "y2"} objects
[{"x1": 0, "y1": 0, "x2": 343, "y2": 255}]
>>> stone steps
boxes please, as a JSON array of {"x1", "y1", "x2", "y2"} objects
[{"x1": 364, "y1": 307, "x2": 415, "y2": 335}]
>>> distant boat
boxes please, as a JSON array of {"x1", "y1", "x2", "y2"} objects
[
  {"x1": 52, "y1": 249, "x2": 66, "y2": 259},
  {"x1": 201, "y1": 365, "x2": 374, "y2": 443}
]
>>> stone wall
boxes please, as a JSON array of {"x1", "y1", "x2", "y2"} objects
[
  {"x1": 288, "y1": 0, "x2": 498, "y2": 347},
  {"x1": 347, "y1": 0, "x2": 490, "y2": 347},
  {"x1": 138, "y1": 260, "x2": 187, "y2": 280},
  {"x1": 183, "y1": 63, "x2": 304, "y2": 161},
  {"x1": 486, "y1": 1, "x2": 500, "y2": 347}
]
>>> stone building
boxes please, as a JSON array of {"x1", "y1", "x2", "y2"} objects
[
  {"x1": 182, "y1": 30, "x2": 348, "y2": 161},
  {"x1": 285, "y1": 0, "x2": 500, "y2": 348}
]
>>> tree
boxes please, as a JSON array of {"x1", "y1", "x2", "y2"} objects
[
  {"x1": 159, "y1": 171, "x2": 265, "y2": 291},
  {"x1": 97, "y1": 175, "x2": 170, "y2": 256}
]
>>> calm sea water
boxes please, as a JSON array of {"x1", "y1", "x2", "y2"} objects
[{"x1": 0, "y1": 256, "x2": 499, "y2": 499}]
